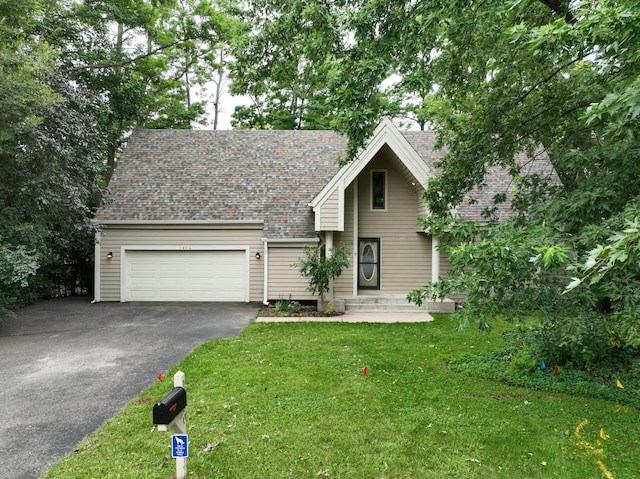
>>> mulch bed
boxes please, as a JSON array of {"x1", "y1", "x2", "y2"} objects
[{"x1": 258, "y1": 304, "x2": 343, "y2": 318}]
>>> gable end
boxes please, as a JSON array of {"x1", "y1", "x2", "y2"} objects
[{"x1": 311, "y1": 118, "x2": 433, "y2": 231}]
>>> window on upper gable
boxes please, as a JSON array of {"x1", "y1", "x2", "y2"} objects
[{"x1": 371, "y1": 170, "x2": 387, "y2": 210}]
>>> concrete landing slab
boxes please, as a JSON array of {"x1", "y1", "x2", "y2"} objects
[{"x1": 255, "y1": 311, "x2": 434, "y2": 323}]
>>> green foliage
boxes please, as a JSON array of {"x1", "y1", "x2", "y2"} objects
[
  {"x1": 408, "y1": 217, "x2": 579, "y2": 328},
  {"x1": 0, "y1": 1, "x2": 104, "y2": 311},
  {"x1": 408, "y1": 210, "x2": 640, "y2": 367},
  {"x1": 229, "y1": 0, "x2": 343, "y2": 130},
  {"x1": 42, "y1": 320, "x2": 640, "y2": 478},
  {"x1": 324, "y1": 299, "x2": 334, "y2": 315},
  {"x1": 0, "y1": 243, "x2": 40, "y2": 317},
  {"x1": 293, "y1": 243, "x2": 350, "y2": 300},
  {"x1": 568, "y1": 211, "x2": 640, "y2": 291},
  {"x1": 0, "y1": 0, "x2": 60, "y2": 147},
  {"x1": 563, "y1": 203, "x2": 640, "y2": 348},
  {"x1": 450, "y1": 321, "x2": 640, "y2": 409},
  {"x1": 273, "y1": 299, "x2": 301, "y2": 314}
]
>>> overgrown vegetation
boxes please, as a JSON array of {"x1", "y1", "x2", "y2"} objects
[
  {"x1": 409, "y1": 204, "x2": 640, "y2": 373},
  {"x1": 42, "y1": 318, "x2": 640, "y2": 479},
  {"x1": 450, "y1": 324, "x2": 640, "y2": 410},
  {"x1": 273, "y1": 298, "x2": 302, "y2": 314}
]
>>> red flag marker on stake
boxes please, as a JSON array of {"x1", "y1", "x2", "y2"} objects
[
  {"x1": 363, "y1": 367, "x2": 367, "y2": 376},
  {"x1": 553, "y1": 367, "x2": 558, "y2": 376},
  {"x1": 158, "y1": 373, "x2": 163, "y2": 382}
]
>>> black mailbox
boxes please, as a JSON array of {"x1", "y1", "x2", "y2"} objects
[{"x1": 153, "y1": 386, "x2": 187, "y2": 425}]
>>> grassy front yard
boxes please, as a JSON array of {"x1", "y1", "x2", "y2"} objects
[{"x1": 43, "y1": 316, "x2": 640, "y2": 478}]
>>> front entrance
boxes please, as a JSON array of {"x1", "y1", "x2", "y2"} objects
[{"x1": 358, "y1": 238, "x2": 380, "y2": 289}]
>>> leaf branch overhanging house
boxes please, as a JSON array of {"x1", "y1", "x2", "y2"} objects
[{"x1": 92, "y1": 118, "x2": 554, "y2": 312}]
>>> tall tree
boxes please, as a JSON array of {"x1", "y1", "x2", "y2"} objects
[
  {"x1": 44, "y1": 0, "x2": 241, "y2": 177},
  {"x1": 0, "y1": 0, "x2": 106, "y2": 313},
  {"x1": 229, "y1": 0, "x2": 346, "y2": 129}
]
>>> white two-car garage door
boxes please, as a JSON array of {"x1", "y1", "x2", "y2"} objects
[{"x1": 123, "y1": 249, "x2": 248, "y2": 301}]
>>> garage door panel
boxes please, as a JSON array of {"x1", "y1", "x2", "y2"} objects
[{"x1": 124, "y1": 250, "x2": 247, "y2": 301}]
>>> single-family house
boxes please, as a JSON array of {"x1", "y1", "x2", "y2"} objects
[{"x1": 92, "y1": 118, "x2": 553, "y2": 312}]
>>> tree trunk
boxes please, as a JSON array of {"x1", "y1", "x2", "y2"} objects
[
  {"x1": 106, "y1": 22, "x2": 124, "y2": 183},
  {"x1": 212, "y1": 47, "x2": 225, "y2": 130}
]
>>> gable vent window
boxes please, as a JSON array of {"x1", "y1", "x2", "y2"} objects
[{"x1": 371, "y1": 170, "x2": 386, "y2": 210}]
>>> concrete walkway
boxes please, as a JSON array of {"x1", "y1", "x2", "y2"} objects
[{"x1": 256, "y1": 311, "x2": 434, "y2": 323}]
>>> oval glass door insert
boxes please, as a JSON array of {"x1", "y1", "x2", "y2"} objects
[{"x1": 361, "y1": 243, "x2": 376, "y2": 280}]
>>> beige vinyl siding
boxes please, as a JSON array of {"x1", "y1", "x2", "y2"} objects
[
  {"x1": 357, "y1": 153, "x2": 432, "y2": 294},
  {"x1": 267, "y1": 243, "x2": 316, "y2": 301},
  {"x1": 439, "y1": 247, "x2": 453, "y2": 278},
  {"x1": 395, "y1": 157, "x2": 430, "y2": 228},
  {"x1": 98, "y1": 225, "x2": 263, "y2": 302},
  {"x1": 417, "y1": 195, "x2": 428, "y2": 227},
  {"x1": 318, "y1": 189, "x2": 341, "y2": 231}
]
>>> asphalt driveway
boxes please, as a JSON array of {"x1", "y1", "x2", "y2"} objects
[{"x1": 0, "y1": 297, "x2": 258, "y2": 479}]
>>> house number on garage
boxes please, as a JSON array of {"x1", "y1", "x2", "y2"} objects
[{"x1": 180, "y1": 246, "x2": 192, "y2": 250}]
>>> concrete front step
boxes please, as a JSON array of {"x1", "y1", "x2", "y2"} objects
[
  {"x1": 337, "y1": 295, "x2": 455, "y2": 314},
  {"x1": 346, "y1": 303, "x2": 427, "y2": 312}
]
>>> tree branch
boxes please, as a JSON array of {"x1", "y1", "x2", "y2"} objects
[
  {"x1": 537, "y1": 0, "x2": 577, "y2": 24},
  {"x1": 517, "y1": 56, "x2": 584, "y2": 105},
  {"x1": 70, "y1": 39, "x2": 184, "y2": 71}
]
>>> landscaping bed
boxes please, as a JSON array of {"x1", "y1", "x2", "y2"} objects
[{"x1": 258, "y1": 299, "x2": 343, "y2": 317}]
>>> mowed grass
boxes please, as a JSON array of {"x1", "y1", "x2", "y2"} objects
[{"x1": 43, "y1": 316, "x2": 640, "y2": 478}]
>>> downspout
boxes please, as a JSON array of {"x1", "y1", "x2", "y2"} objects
[
  {"x1": 262, "y1": 238, "x2": 269, "y2": 305},
  {"x1": 93, "y1": 230, "x2": 101, "y2": 303}
]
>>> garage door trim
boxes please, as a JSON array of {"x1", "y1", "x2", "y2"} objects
[{"x1": 120, "y1": 245, "x2": 251, "y2": 302}]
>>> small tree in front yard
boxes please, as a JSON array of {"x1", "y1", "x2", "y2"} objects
[{"x1": 294, "y1": 243, "x2": 350, "y2": 306}]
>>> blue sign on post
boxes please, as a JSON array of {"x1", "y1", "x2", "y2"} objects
[{"x1": 172, "y1": 434, "x2": 188, "y2": 458}]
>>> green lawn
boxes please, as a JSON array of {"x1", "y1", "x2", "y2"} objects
[{"x1": 42, "y1": 316, "x2": 640, "y2": 478}]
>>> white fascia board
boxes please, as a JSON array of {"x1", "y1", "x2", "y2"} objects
[
  {"x1": 310, "y1": 159, "x2": 360, "y2": 210},
  {"x1": 309, "y1": 122, "x2": 390, "y2": 210},
  {"x1": 357, "y1": 118, "x2": 434, "y2": 188},
  {"x1": 310, "y1": 117, "x2": 434, "y2": 211},
  {"x1": 92, "y1": 219, "x2": 264, "y2": 227},
  {"x1": 262, "y1": 237, "x2": 320, "y2": 243}
]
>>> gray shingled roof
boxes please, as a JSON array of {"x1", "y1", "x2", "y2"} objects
[
  {"x1": 402, "y1": 132, "x2": 557, "y2": 221},
  {"x1": 95, "y1": 130, "x2": 346, "y2": 238},
  {"x1": 95, "y1": 128, "x2": 555, "y2": 238}
]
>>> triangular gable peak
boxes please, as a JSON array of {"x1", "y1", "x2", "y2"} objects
[{"x1": 310, "y1": 118, "x2": 433, "y2": 232}]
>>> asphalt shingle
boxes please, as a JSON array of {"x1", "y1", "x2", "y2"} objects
[{"x1": 95, "y1": 128, "x2": 556, "y2": 237}]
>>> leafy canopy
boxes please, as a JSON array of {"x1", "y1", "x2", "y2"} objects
[
  {"x1": 232, "y1": 0, "x2": 640, "y2": 367},
  {"x1": 0, "y1": 0, "x2": 243, "y2": 315}
]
